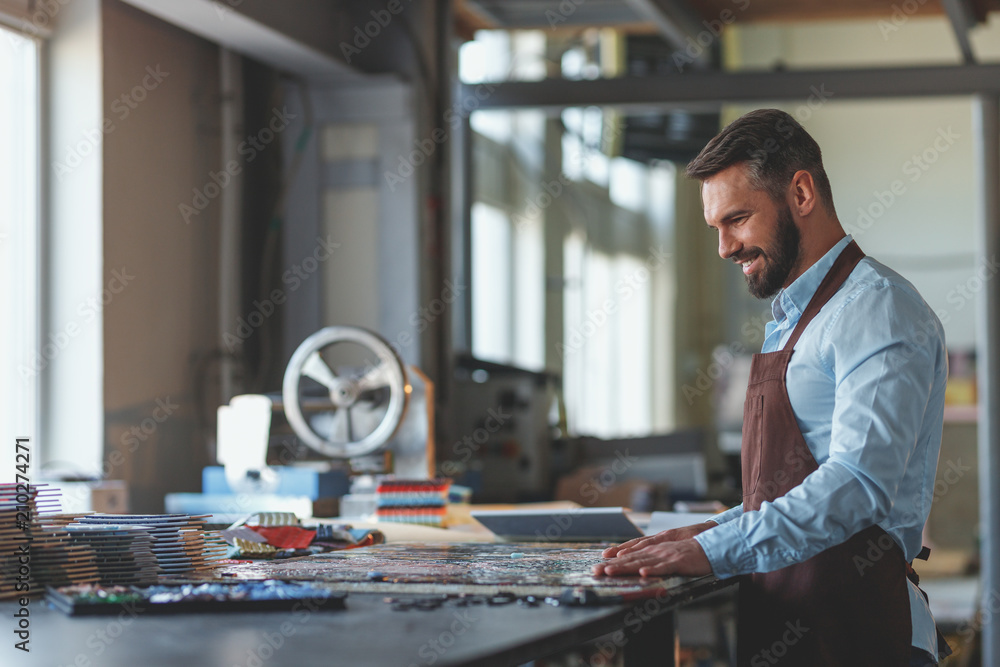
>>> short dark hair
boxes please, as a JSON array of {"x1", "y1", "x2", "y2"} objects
[{"x1": 685, "y1": 109, "x2": 835, "y2": 213}]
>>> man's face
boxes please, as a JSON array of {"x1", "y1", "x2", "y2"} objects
[{"x1": 701, "y1": 164, "x2": 802, "y2": 299}]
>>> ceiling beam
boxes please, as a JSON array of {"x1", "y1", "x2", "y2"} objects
[
  {"x1": 460, "y1": 63, "x2": 1000, "y2": 111},
  {"x1": 621, "y1": 0, "x2": 712, "y2": 67},
  {"x1": 120, "y1": 0, "x2": 361, "y2": 80}
]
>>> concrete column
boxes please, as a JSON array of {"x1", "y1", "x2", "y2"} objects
[{"x1": 975, "y1": 93, "x2": 1000, "y2": 666}]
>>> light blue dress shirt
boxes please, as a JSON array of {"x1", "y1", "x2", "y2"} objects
[{"x1": 694, "y1": 235, "x2": 947, "y2": 656}]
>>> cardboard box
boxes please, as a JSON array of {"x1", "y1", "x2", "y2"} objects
[{"x1": 43, "y1": 480, "x2": 129, "y2": 514}]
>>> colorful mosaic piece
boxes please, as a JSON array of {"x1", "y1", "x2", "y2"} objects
[
  {"x1": 206, "y1": 542, "x2": 682, "y2": 599},
  {"x1": 46, "y1": 580, "x2": 346, "y2": 616}
]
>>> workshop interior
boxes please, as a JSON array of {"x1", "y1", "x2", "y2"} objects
[{"x1": 2, "y1": 0, "x2": 1000, "y2": 665}]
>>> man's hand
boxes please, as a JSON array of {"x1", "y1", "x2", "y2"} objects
[
  {"x1": 592, "y1": 522, "x2": 717, "y2": 578},
  {"x1": 592, "y1": 538, "x2": 712, "y2": 578},
  {"x1": 601, "y1": 521, "x2": 717, "y2": 559}
]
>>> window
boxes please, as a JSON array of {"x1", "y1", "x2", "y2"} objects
[
  {"x1": 471, "y1": 202, "x2": 513, "y2": 362},
  {"x1": 561, "y1": 106, "x2": 610, "y2": 185},
  {"x1": 0, "y1": 25, "x2": 41, "y2": 465},
  {"x1": 470, "y1": 201, "x2": 545, "y2": 370},
  {"x1": 562, "y1": 236, "x2": 663, "y2": 437},
  {"x1": 462, "y1": 30, "x2": 677, "y2": 436}
]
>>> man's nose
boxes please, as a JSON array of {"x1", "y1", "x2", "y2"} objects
[{"x1": 718, "y1": 229, "x2": 741, "y2": 260}]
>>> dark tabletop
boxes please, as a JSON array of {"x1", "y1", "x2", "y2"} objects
[{"x1": 0, "y1": 576, "x2": 734, "y2": 667}]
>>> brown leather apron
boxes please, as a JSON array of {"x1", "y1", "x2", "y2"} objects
[{"x1": 737, "y1": 241, "x2": 912, "y2": 667}]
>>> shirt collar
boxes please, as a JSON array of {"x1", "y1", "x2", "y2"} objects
[{"x1": 771, "y1": 235, "x2": 854, "y2": 327}]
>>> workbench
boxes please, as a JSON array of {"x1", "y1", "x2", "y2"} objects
[{"x1": 1, "y1": 562, "x2": 734, "y2": 666}]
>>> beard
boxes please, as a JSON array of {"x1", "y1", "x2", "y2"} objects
[{"x1": 740, "y1": 205, "x2": 802, "y2": 299}]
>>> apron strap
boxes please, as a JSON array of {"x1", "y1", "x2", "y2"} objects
[
  {"x1": 907, "y1": 546, "x2": 954, "y2": 659},
  {"x1": 782, "y1": 240, "x2": 865, "y2": 351}
]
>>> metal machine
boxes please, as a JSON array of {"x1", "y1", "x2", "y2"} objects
[{"x1": 213, "y1": 326, "x2": 435, "y2": 504}]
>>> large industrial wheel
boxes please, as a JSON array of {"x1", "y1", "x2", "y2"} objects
[{"x1": 282, "y1": 326, "x2": 408, "y2": 458}]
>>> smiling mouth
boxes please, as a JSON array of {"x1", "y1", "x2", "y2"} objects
[{"x1": 737, "y1": 254, "x2": 762, "y2": 275}]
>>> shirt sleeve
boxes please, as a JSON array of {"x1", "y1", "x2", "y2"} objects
[
  {"x1": 695, "y1": 282, "x2": 945, "y2": 578},
  {"x1": 707, "y1": 504, "x2": 743, "y2": 525}
]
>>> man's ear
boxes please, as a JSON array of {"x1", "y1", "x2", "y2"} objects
[{"x1": 788, "y1": 170, "x2": 818, "y2": 217}]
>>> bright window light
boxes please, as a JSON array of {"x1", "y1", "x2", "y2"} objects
[
  {"x1": 0, "y1": 26, "x2": 41, "y2": 466},
  {"x1": 471, "y1": 202, "x2": 512, "y2": 363}
]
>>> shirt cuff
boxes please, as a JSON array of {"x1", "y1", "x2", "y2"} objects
[
  {"x1": 694, "y1": 520, "x2": 755, "y2": 578},
  {"x1": 708, "y1": 503, "x2": 743, "y2": 526}
]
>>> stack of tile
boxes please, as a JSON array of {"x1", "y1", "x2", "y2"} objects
[
  {"x1": 42, "y1": 524, "x2": 161, "y2": 585},
  {"x1": 375, "y1": 478, "x2": 451, "y2": 527},
  {"x1": 71, "y1": 514, "x2": 228, "y2": 576},
  {"x1": 0, "y1": 484, "x2": 101, "y2": 598},
  {"x1": 0, "y1": 506, "x2": 229, "y2": 597}
]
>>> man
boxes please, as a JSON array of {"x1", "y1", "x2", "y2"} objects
[{"x1": 594, "y1": 109, "x2": 949, "y2": 666}]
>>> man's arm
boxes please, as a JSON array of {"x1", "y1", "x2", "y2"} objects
[{"x1": 694, "y1": 283, "x2": 945, "y2": 578}]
